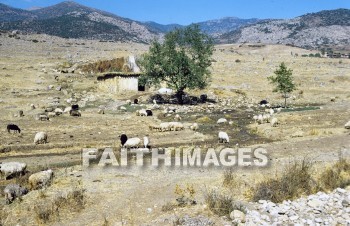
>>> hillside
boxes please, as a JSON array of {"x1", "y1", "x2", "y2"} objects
[
  {"x1": 219, "y1": 9, "x2": 350, "y2": 49},
  {"x1": 0, "y1": 1, "x2": 161, "y2": 43}
]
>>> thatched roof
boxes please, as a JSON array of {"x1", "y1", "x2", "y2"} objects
[{"x1": 97, "y1": 72, "x2": 142, "y2": 81}]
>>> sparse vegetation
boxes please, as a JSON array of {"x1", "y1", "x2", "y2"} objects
[{"x1": 319, "y1": 158, "x2": 350, "y2": 190}]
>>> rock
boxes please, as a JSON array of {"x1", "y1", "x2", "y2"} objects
[
  {"x1": 230, "y1": 210, "x2": 246, "y2": 223},
  {"x1": 307, "y1": 199, "x2": 323, "y2": 208},
  {"x1": 342, "y1": 197, "x2": 350, "y2": 207}
]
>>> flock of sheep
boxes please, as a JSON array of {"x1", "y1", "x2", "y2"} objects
[{"x1": 0, "y1": 161, "x2": 53, "y2": 204}]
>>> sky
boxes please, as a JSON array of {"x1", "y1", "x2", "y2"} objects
[{"x1": 1, "y1": 0, "x2": 349, "y2": 25}]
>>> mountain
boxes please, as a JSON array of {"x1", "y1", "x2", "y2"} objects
[
  {"x1": 196, "y1": 17, "x2": 260, "y2": 37},
  {"x1": 142, "y1": 21, "x2": 184, "y2": 33},
  {"x1": 0, "y1": 1, "x2": 161, "y2": 43},
  {"x1": 0, "y1": 3, "x2": 36, "y2": 22},
  {"x1": 219, "y1": 9, "x2": 350, "y2": 49}
]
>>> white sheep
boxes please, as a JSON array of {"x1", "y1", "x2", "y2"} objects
[
  {"x1": 344, "y1": 121, "x2": 350, "y2": 129},
  {"x1": 143, "y1": 136, "x2": 149, "y2": 148},
  {"x1": 257, "y1": 114, "x2": 264, "y2": 124},
  {"x1": 271, "y1": 117, "x2": 279, "y2": 127},
  {"x1": 159, "y1": 122, "x2": 171, "y2": 132},
  {"x1": 190, "y1": 123, "x2": 199, "y2": 131},
  {"x1": 269, "y1": 109, "x2": 275, "y2": 115},
  {"x1": 218, "y1": 131, "x2": 229, "y2": 143},
  {"x1": 126, "y1": 100, "x2": 132, "y2": 105},
  {"x1": 0, "y1": 162, "x2": 27, "y2": 180},
  {"x1": 64, "y1": 106, "x2": 72, "y2": 113},
  {"x1": 34, "y1": 132, "x2": 48, "y2": 144},
  {"x1": 54, "y1": 108, "x2": 63, "y2": 115},
  {"x1": 28, "y1": 169, "x2": 54, "y2": 190},
  {"x1": 4, "y1": 184, "x2": 28, "y2": 204},
  {"x1": 123, "y1": 137, "x2": 141, "y2": 148},
  {"x1": 169, "y1": 122, "x2": 184, "y2": 131},
  {"x1": 253, "y1": 115, "x2": 258, "y2": 122},
  {"x1": 174, "y1": 114, "x2": 182, "y2": 121},
  {"x1": 217, "y1": 118, "x2": 227, "y2": 124}
]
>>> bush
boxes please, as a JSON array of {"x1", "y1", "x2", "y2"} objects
[
  {"x1": 204, "y1": 189, "x2": 246, "y2": 216},
  {"x1": 251, "y1": 159, "x2": 317, "y2": 203},
  {"x1": 319, "y1": 158, "x2": 350, "y2": 190}
]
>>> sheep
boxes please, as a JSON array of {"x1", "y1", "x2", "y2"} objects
[
  {"x1": 30, "y1": 104, "x2": 36, "y2": 110},
  {"x1": 71, "y1": 104, "x2": 79, "y2": 110},
  {"x1": 160, "y1": 122, "x2": 171, "y2": 132},
  {"x1": 134, "y1": 99, "x2": 139, "y2": 104},
  {"x1": 18, "y1": 110, "x2": 24, "y2": 117},
  {"x1": 190, "y1": 123, "x2": 199, "y2": 131},
  {"x1": 47, "y1": 112, "x2": 56, "y2": 118},
  {"x1": 45, "y1": 107, "x2": 54, "y2": 112},
  {"x1": 174, "y1": 114, "x2": 182, "y2": 121},
  {"x1": 218, "y1": 131, "x2": 229, "y2": 143},
  {"x1": 7, "y1": 124, "x2": 21, "y2": 133},
  {"x1": 269, "y1": 109, "x2": 275, "y2": 115},
  {"x1": 64, "y1": 106, "x2": 72, "y2": 113},
  {"x1": 217, "y1": 118, "x2": 227, "y2": 124},
  {"x1": 0, "y1": 162, "x2": 27, "y2": 180},
  {"x1": 70, "y1": 110, "x2": 81, "y2": 117},
  {"x1": 4, "y1": 184, "x2": 28, "y2": 204},
  {"x1": 38, "y1": 114, "x2": 49, "y2": 121},
  {"x1": 344, "y1": 121, "x2": 350, "y2": 129},
  {"x1": 271, "y1": 117, "x2": 279, "y2": 127},
  {"x1": 146, "y1": 109, "x2": 153, "y2": 116},
  {"x1": 98, "y1": 109, "x2": 105, "y2": 114},
  {"x1": 259, "y1": 100, "x2": 268, "y2": 105},
  {"x1": 54, "y1": 108, "x2": 63, "y2": 116},
  {"x1": 138, "y1": 109, "x2": 147, "y2": 116},
  {"x1": 169, "y1": 122, "x2": 184, "y2": 131},
  {"x1": 123, "y1": 137, "x2": 141, "y2": 148},
  {"x1": 120, "y1": 134, "x2": 128, "y2": 146},
  {"x1": 34, "y1": 132, "x2": 48, "y2": 144},
  {"x1": 257, "y1": 114, "x2": 264, "y2": 124},
  {"x1": 126, "y1": 100, "x2": 131, "y2": 105},
  {"x1": 253, "y1": 115, "x2": 258, "y2": 122},
  {"x1": 28, "y1": 169, "x2": 53, "y2": 190}
]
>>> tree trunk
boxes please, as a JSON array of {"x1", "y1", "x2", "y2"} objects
[{"x1": 176, "y1": 89, "x2": 185, "y2": 105}]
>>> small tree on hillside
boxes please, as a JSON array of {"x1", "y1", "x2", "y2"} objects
[
  {"x1": 268, "y1": 62, "x2": 297, "y2": 107},
  {"x1": 139, "y1": 24, "x2": 214, "y2": 104}
]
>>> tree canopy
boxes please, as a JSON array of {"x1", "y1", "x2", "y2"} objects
[
  {"x1": 139, "y1": 24, "x2": 214, "y2": 104},
  {"x1": 268, "y1": 62, "x2": 297, "y2": 107}
]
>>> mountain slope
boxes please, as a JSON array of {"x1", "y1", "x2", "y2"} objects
[
  {"x1": 0, "y1": 3, "x2": 36, "y2": 22},
  {"x1": 196, "y1": 17, "x2": 260, "y2": 37},
  {"x1": 219, "y1": 9, "x2": 350, "y2": 49},
  {"x1": 0, "y1": 1, "x2": 161, "y2": 43}
]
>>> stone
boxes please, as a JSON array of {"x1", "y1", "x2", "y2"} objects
[
  {"x1": 230, "y1": 210, "x2": 246, "y2": 223},
  {"x1": 345, "y1": 121, "x2": 350, "y2": 129},
  {"x1": 308, "y1": 199, "x2": 323, "y2": 208}
]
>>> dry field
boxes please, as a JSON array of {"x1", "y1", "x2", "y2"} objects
[{"x1": 0, "y1": 33, "x2": 349, "y2": 225}]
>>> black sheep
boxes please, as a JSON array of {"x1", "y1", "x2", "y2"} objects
[
  {"x1": 69, "y1": 110, "x2": 81, "y2": 117},
  {"x1": 146, "y1": 110, "x2": 153, "y2": 116},
  {"x1": 133, "y1": 99, "x2": 139, "y2": 104},
  {"x1": 259, "y1": 100, "x2": 268, "y2": 105},
  {"x1": 71, "y1": 104, "x2": 79, "y2": 110},
  {"x1": 120, "y1": 134, "x2": 128, "y2": 146},
  {"x1": 7, "y1": 124, "x2": 21, "y2": 133}
]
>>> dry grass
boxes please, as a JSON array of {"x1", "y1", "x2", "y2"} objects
[
  {"x1": 251, "y1": 159, "x2": 317, "y2": 203},
  {"x1": 196, "y1": 116, "x2": 213, "y2": 123},
  {"x1": 319, "y1": 158, "x2": 350, "y2": 191},
  {"x1": 204, "y1": 188, "x2": 246, "y2": 216}
]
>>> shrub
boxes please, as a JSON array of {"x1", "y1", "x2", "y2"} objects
[
  {"x1": 319, "y1": 158, "x2": 350, "y2": 190},
  {"x1": 251, "y1": 159, "x2": 317, "y2": 203},
  {"x1": 204, "y1": 189, "x2": 246, "y2": 216}
]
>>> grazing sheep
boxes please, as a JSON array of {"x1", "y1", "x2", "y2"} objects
[
  {"x1": 174, "y1": 114, "x2": 182, "y2": 121},
  {"x1": 34, "y1": 132, "x2": 48, "y2": 144},
  {"x1": 4, "y1": 184, "x2": 28, "y2": 204},
  {"x1": 7, "y1": 124, "x2": 21, "y2": 133},
  {"x1": 126, "y1": 100, "x2": 131, "y2": 105},
  {"x1": 45, "y1": 107, "x2": 54, "y2": 112},
  {"x1": 64, "y1": 106, "x2": 72, "y2": 113},
  {"x1": 54, "y1": 108, "x2": 63, "y2": 116},
  {"x1": 259, "y1": 100, "x2": 268, "y2": 105},
  {"x1": 169, "y1": 122, "x2": 184, "y2": 131},
  {"x1": 18, "y1": 110, "x2": 24, "y2": 117},
  {"x1": 47, "y1": 112, "x2": 56, "y2": 118},
  {"x1": 134, "y1": 99, "x2": 139, "y2": 104},
  {"x1": 30, "y1": 104, "x2": 36, "y2": 110},
  {"x1": 345, "y1": 121, "x2": 350, "y2": 129},
  {"x1": 98, "y1": 109, "x2": 105, "y2": 114},
  {"x1": 160, "y1": 122, "x2": 171, "y2": 132},
  {"x1": 276, "y1": 108, "x2": 282, "y2": 113},
  {"x1": 257, "y1": 114, "x2": 264, "y2": 124},
  {"x1": 38, "y1": 114, "x2": 49, "y2": 121},
  {"x1": 269, "y1": 109, "x2": 275, "y2": 115},
  {"x1": 218, "y1": 131, "x2": 229, "y2": 143},
  {"x1": 217, "y1": 118, "x2": 227, "y2": 124},
  {"x1": 71, "y1": 104, "x2": 79, "y2": 110},
  {"x1": 0, "y1": 162, "x2": 27, "y2": 180},
  {"x1": 190, "y1": 123, "x2": 199, "y2": 131},
  {"x1": 143, "y1": 136, "x2": 149, "y2": 148},
  {"x1": 253, "y1": 115, "x2": 258, "y2": 122},
  {"x1": 146, "y1": 109, "x2": 153, "y2": 116},
  {"x1": 120, "y1": 134, "x2": 128, "y2": 146},
  {"x1": 271, "y1": 117, "x2": 279, "y2": 127},
  {"x1": 28, "y1": 169, "x2": 53, "y2": 190},
  {"x1": 123, "y1": 137, "x2": 141, "y2": 148},
  {"x1": 139, "y1": 109, "x2": 147, "y2": 116},
  {"x1": 70, "y1": 110, "x2": 81, "y2": 117}
]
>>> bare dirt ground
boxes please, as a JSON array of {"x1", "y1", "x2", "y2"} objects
[{"x1": 0, "y1": 32, "x2": 349, "y2": 225}]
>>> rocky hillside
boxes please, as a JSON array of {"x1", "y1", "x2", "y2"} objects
[
  {"x1": 0, "y1": 1, "x2": 161, "y2": 43},
  {"x1": 196, "y1": 17, "x2": 259, "y2": 37},
  {"x1": 219, "y1": 9, "x2": 350, "y2": 49}
]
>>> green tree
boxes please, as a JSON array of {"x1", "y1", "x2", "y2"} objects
[
  {"x1": 268, "y1": 62, "x2": 297, "y2": 107},
  {"x1": 139, "y1": 24, "x2": 214, "y2": 104}
]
